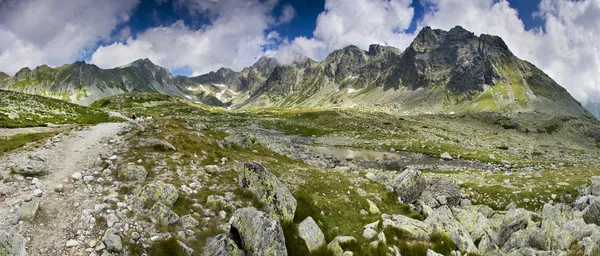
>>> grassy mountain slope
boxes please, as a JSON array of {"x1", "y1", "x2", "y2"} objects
[{"x1": 0, "y1": 90, "x2": 119, "y2": 128}]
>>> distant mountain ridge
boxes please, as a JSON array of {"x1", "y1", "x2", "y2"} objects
[{"x1": 0, "y1": 26, "x2": 593, "y2": 117}]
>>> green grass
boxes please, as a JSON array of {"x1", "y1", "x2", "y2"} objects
[{"x1": 0, "y1": 132, "x2": 58, "y2": 157}]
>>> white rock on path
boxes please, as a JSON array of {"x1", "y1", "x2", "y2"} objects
[
  {"x1": 66, "y1": 239, "x2": 80, "y2": 247},
  {"x1": 72, "y1": 172, "x2": 83, "y2": 181},
  {"x1": 33, "y1": 189, "x2": 43, "y2": 197}
]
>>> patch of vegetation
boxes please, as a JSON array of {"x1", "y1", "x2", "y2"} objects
[{"x1": 0, "y1": 132, "x2": 58, "y2": 157}]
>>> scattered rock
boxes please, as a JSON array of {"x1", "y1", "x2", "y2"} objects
[
  {"x1": 382, "y1": 214, "x2": 429, "y2": 240},
  {"x1": 180, "y1": 215, "x2": 200, "y2": 229},
  {"x1": 205, "y1": 165, "x2": 220, "y2": 174},
  {"x1": 66, "y1": 239, "x2": 80, "y2": 247},
  {"x1": 424, "y1": 206, "x2": 478, "y2": 253},
  {"x1": 440, "y1": 152, "x2": 452, "y2": 160},
  {"x1": 327, "y1": 236, "x2": 356, "y2": 256},
  {"x1": 118, "y1": 163, "x2": 148, "y2": 181},
  {"x1": 14, "y1": 198, "x2": 39, "y2": 223},
  {"x1": 228, "y1": 207, "x2": 287, "y2": 255},
  {"x1": 10, "y1": 159, "x2": 47, "y2": 176},
  {"x1": 150, "y1": 202, "x2": 180, "y2": 225},
  {"x1": 71, "y1": 172, "x2": 83, "y2": 181},
  {"x1": 366, "y1": 199, "x2": 380, "y2": 214},
  {"x1": 592, "y1": 176, "x2": 600, "y2": 196},
  {"x1": 237, "y1": 162, "x2": 297, "y2": 223},
  {"x1": 102, "y1": 229, "x2": 123, "y2": 253},
  {"x1": 138, "y1": 138, "x2": 176, "y2": 151},
  {"x1": 201, "y1": 234, "x2": 245, "y2": 256},
  {"x1": 133, "y1": 181, "x2": 179, "y2": 208},
  {"x1": 33, "y1": 189, "x2": 43, "y2": 197},
  {"x1": 298, "y1": 217, "x2": 326, "y2": 252}
]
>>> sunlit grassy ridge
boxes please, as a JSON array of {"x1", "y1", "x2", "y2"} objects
[{"x1": 0, "y1": 90, "x2": 120, "y2": 128}]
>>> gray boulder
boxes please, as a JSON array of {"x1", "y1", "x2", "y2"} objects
[
  {"x1": 139, "y1": 138, "x2": 176, "y2": 151},
  {"x1": 102, "y1": 229, "x2": 123, "y2": 253},
  {"x1": 382, "y1": 214, "x2": 429, "y2": 240},
  {"x1": 452, "y1": 206, "x2": 494, "y2": 242},
  {"x1": 118, "y1": 163, "x2": 147, "y2": 181},
  {"x1": 207, "y1": 195, "x2": 234, "y2": 211},
  {"x1": 180, "y1": 215, "x2": 200, "y2": 229},
  {"x1": 425, "y1": 206, "x2": 478, "y2": 253},
  {"x1": 14, "y1": 198, "x2": 39, "y2": 223},
  {"x1": 390, "y1": 169, "x2": 426, "y2": 203},
  {"x1": 237, "y1": 162, "x2": 296, "y2": 223},
  {"x1": 150, "y1": 202, "x2": 180, "y2": 225},
  {"x1": 0, "y1": 230, "x2": 26, "y2": 256},
  {"x1": 494, "y1": 208, "x2": 532, "y2": 247},
  {"x1": 202, "y1": 234, "x2": 245, "y2": 256},
  {"x1": 133, "y1": 181, "x2": 179, "y2": 208},
  {"x1": 298, "y1": 217, "x2": 326, "y2": 252},
  {"x1": 228, "y1": 207, "x2": 287, "y2": 256},
  {"x1": 421, "y1": 176, "x2": 461, "y2": 207},
  {"x1": 224, "y1": 134, "x2": 254, "y2": 148},
  {"x1": 10, "y1": 158, "x2": 47, "y2": 176},
  {"x1": 583, "y1": 198, "x2": 600, "y2": 225}
]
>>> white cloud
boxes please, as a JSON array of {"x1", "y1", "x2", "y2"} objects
[
  {"x1": 277, "y1": 3, "x2": 296, "y2": 24},
  {"x1": 91, "y1": 0, "x2": 286, "y2": 76},
  {"x1": 0, "y1": 0, "x2": 139, "y2": 75},
  {"x1": 273, "y1": 0, "x2": 415, "y2": 64},
  {"x1": 418, "y1": 0, "x2": 600, "y2": 104}
]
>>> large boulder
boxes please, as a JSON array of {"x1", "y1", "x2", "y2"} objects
[
  {"x1": 10, "y1": 158, "x2": 47, "y2": 176},
  {"x1": 420, "y1": 176, "x2": 461, "y2": 207},
  {"x1": 494, "y1": 208, "x2": 532, "y2": 247},
  {"x1": 118, "y1": 163, "x2": 148, "y2": 181},
  {"x1": 382, "y1": 214, "x2": 430, "y2": 240},
  {"x1": 390, "y1": 169, "x2": 426, "y2": 203},
  {"x1": 133, "y1": 182, "x2": 179, "y2": 208},
  {"x1": 452, "y1": 206, "x2": 494, "y2": 242},
  {"x1": 202, "y1": 234, "x2": 246, "y2": 256},
  {"x1": 424, "y1": 206, "x2": 478, "y2": 253},
  {"x1": 583, "y1": 199, "x2": 600, "y2": 225},
  {"x1": 237, "y1": 162, "x2": 296, "y2": 223},
  {"x1": 327, "y1": 236, "x2": 356, "y2": 256},
  {"x1": 0, "y1": 230, "x2": 26, "y2": 256},
  {"x1": 228, "y1": 207, "x2": 287, "y2": 256},
  {"x1": 298, "y1": 217, "x2": 326, "y2": 252},
  {"x1": 592, "y1": 176, "x2": 600, "y2": 196},
  {"x1": 150, "y1": 202, "x2": 180, "y2": 225},
  {"x1": 102, "y1": 229, "x2": 123, "y2": 253},
  {"x1": 14, "y1": 198, "x2": 40, "y2": 223}
]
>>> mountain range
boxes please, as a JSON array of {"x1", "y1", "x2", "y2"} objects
[{"x1": 0, "y1": 26, "x2": 594, "y2": 118}]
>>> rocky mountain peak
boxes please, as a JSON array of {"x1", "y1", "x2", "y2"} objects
[{"x1": 0, "y1": 71, "x2": 8, "y2": 80}]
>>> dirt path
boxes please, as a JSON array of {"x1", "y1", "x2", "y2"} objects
[
  {"x1": 0, "y1": 122, "x2": 125, "y2": 255},
  {"x1": 0, "y1": 125, "x2": 74, "y2": 138}
]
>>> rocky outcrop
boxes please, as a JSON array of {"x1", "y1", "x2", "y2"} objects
[
  {"x1": 425, "y1": 206, "x2": 478, "y2": 253},
  {"x1": 237, "y1": 162, "x2": 297, "y2": 223},
  {"x1": 228, "y1": 207, "x2": 287, "y2": 256}
]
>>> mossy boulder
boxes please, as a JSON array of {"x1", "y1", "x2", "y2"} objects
[
  {"x1": 133, "y1": 182, "x2": 179, "y2": 208},
  {"x1": 237, "y1": 162, "x2": 296, "y2": 223},
  {"x1": 150, "y1": 202, "x2": 180, "y2": 225},
  {"x1": 298, "y1": 216, "x2": 326, "y2": 252},
  {"x1": 102, "y1": 228, "x2": 123, "y2": 253},
  {"x1": 0, "y1": 230, "x2": 26, "y2": 256},
  {"x1": 13, "y1": 199, "x2": 39, "y2": 223},
  {"x1": 326, "y1": 236, "x2": 356, "y2": 256},
  {"x1": 118, "y1": 163, "x2": 147, "y2": 181},
  {"x1": 424, "y1": 206, "x2": 478, "y2": 253},
  {"x1": 228, "y1": 207, "x2": 287, "y2": 256},
  {"x1": 382, "y1": 213, "x2": 430, "y2": 240},
  {"x1": 202, "y1": 234, "x2": 246, "y2": 256}
]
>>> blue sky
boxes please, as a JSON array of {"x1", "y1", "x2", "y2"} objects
[{"x1": 0, "y1": 0, "x2": 599, "y2": 104}]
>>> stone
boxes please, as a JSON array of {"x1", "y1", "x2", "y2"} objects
[
  {"x1": 106, "y1": 213, "x2": 119, "y2": 228},
  {"x1": 66, "y1": 239, "x2": 80, "y2": 247},
  {"x1": 54, "y1": 184, "x2": 64, "y2": 193},
  {"x1": 327, "y1": 236, "x2": 356, "y2": 256},
  {"x1": 118, "y1": 163, "x2": 148, "y2": 181},
  {"x1": 298, "y1": 217, "x2": 326, "y2": 252},
  {"x1": 579, "y1": 237, "x2": 599, "y2": 256},
  {"x1": 237, "y1": 162, "x2": 297, "y2": 223},
  {"x1": 33, "y1": 189, "x2": 43, "y2": 197},
  {"x1": 228, "y1": 207, "x2": 287, "y2": 256},
  {"x1": 452, "y1": 206, "x2": 494, "y2": 242},
  {"x1": 366, "y1": 199, "x2": 380, "y2": 215},
  {"x1": 390, "y1": 169, "x2": 426, "y2": 204},
  {"x1": 427, "y1": 249, "x2": 443, "y2": 256},
  {"x1": 382, "y1": 214, "x2": 429, "y2": 240},
  {"x1": 180, "y1": 215, "x2": 200, "y2": 229},
  {"x1": 440, "y1": 152, "x2": 452, "y2": 160},
  {"x1": 421, "y1": 176, "x2": 461, "y2": 207},
  {"x1": 150, "y1": 202, "x2": 180, "y2": 225},
  {"x1": 0, "y1": 230, "x2": 27, "y2": 256},
  {"x1": 138, "y1": 138, "x2": 176, "y2": 151},
  {"x1": 363, "y1": 228, "x2": 377, "y2": 239},
  {"x1": 14, "y1": 198, "x2": 39, "y2": 222},
  {"x1": 10, "y1": 159, "x2": 47, "y2": 176},
  {"x1": 592, "y1": 176, "x2": 600, "y2": 196},
  {"x1": 201, "y1": 234, "x2": 245, "y2": 256},
  {"x1": 83, "y1": 176, "x2": 94, "y2": 184},
  {"x1": 207, "y1": 195, "x2": 234, "y2": 211},
  {"x1": 72, "y1": 172, "x2": 83, "y2": 181},
  {"x1": 223, "y1": 134, "x2": 254, "y2": 148},
  {"x1": 494, "y1": 208, "x2": 532, "y2": 247},
  {"x1": 102, "y1": 229, "x2": 123, "y2": 253},
  {"x1": 583, "y1": 198, "x2": 600, "y2": 225},
  {"x1": 424, "y1": 206, "x2": 478, "y2": 253},
  {"x1": 205, "y1": 165, "x2": 220, "y2": 174},
  {"x1": 133, "y1": 181, "x2": 179, "y2": 208}
]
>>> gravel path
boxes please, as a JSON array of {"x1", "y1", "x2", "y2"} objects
[{"x1": 0, "y1": 122, "x2": 125, "y2": 255}]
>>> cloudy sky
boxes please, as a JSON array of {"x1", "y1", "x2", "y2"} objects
[{"x1": 0, "y1": 0, "x2": 599, "y2": 105}]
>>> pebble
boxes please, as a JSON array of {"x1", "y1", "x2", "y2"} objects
[
  {"x1": 83, "y1": 176, "x2": 94, "y2": 184},
  {"x1": 72, "y1": 172, "x2": 83, "y2": 181},
  {"x1": 109, "y1": 155, "x2": 117, "y2": 160},
  {"x1": 54, "y1": 184, "x2": 64, "y2": 193},
  {"x1": 66, "y1": 239, "x2": 80, "y2": 247}
]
